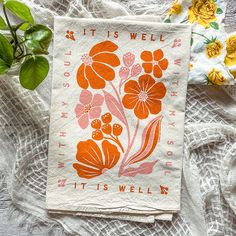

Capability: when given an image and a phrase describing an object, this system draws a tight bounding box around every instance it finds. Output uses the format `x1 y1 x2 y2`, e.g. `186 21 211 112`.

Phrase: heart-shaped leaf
210 22 219 30
5 0 34 25
122 160 158 177
19 56 49 90
24 24 52 54
0 16 7 30
0 33 13 73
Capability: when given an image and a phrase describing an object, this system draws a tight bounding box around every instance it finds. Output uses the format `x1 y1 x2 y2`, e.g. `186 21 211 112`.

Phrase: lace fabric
0 0 236 235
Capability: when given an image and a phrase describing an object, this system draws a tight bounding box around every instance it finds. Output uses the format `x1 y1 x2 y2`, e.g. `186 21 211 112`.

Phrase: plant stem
3 5 24 59
103 136 124 153
118 119 139 176
16 53 32 60
192 32 211 42
17 40 26 46
109 81 131 149
3 5 18 55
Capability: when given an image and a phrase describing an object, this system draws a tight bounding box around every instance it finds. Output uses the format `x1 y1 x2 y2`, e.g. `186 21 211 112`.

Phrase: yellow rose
208 68 226 85
168 0 182 15
206 40 223 58
188 0 217 28
224 34 236 66
229 70 236 78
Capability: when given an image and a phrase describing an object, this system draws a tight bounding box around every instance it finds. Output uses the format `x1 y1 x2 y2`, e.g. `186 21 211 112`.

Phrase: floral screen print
46 16 191 223
164 0 236 85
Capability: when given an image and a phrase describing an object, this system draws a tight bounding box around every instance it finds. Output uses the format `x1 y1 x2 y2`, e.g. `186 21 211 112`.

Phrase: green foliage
0 16 7 29
20 56 49 90
5 0 34 24
164 18 171 23
216 8 223 14
210 22 219 30
0 33 13 74
25 24 52 54
0 0 52 89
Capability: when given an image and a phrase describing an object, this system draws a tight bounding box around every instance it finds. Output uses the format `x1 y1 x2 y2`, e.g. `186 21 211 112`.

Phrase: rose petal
153 65 162 78
159 59 168 70
80 89 93 105
141 51 153 61
142 63 153 73
75 104 84 118
92 94 104 107
153 49 164 61
77 64 89 89
134 101 149 119
89 107 102 119
85 66 106 89
78 113 89 129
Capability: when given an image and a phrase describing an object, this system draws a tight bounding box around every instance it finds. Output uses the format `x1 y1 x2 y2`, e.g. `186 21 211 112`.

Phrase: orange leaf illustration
73 139 120 179
125 115 162 166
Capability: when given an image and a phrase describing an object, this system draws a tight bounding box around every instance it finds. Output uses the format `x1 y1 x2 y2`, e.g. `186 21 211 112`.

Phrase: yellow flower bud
208 68 226 85
206 40 223 58
168 0 182 15
224 34 236 66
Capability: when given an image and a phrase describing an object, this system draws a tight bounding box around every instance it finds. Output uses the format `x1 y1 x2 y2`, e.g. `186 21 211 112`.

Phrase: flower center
138 91 148 102
102 168 108 173
84 104 92 113
81 53 93 65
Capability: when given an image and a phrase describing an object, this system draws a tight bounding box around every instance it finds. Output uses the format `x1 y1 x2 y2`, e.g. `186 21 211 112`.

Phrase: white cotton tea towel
46 16 191 223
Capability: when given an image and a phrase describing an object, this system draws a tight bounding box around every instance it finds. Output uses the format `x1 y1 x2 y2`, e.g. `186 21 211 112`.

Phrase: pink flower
131 64 142 77
75 90 104 129
119 66 130 80
123 52 135 67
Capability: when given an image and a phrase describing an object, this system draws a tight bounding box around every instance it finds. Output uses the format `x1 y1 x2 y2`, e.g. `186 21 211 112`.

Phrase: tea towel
46 16 192 223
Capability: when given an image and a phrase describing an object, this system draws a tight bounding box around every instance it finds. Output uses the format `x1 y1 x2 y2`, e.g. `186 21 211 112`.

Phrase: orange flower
141 49 168 78
77 41 120 89
122 74 166 119
73 139 120 179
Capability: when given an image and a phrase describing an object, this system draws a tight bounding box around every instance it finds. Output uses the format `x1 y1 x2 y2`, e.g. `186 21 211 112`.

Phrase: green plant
0 0 52 90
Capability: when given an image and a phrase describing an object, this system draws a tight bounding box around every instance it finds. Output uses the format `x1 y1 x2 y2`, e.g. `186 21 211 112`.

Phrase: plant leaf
0 58 10 74
190 38 193 46
0 16 7 30
164 18 171 23
24 24 52 54
19 56 49 90
210 22 219 30
0 33 13 70
216 8 223 14
125 115 162 166
12 22 30 31
19 22 30 31
5 0 34 25
103 90 126 125
122 160 158 177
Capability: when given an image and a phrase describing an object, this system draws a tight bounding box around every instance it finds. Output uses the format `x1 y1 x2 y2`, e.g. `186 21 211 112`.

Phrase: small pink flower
75 90 104 129
123 52 135 67
131 64 142 77
119 66 130 80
